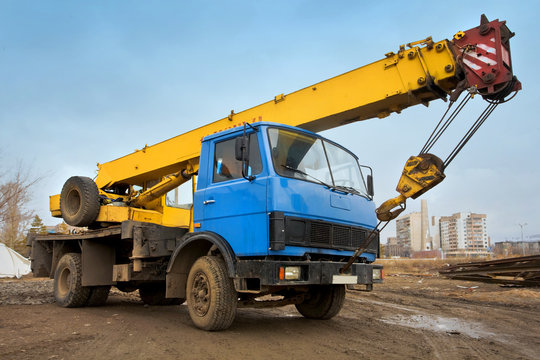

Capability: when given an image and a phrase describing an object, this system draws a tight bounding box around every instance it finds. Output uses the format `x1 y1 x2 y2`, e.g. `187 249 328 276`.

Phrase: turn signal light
279 266 285 280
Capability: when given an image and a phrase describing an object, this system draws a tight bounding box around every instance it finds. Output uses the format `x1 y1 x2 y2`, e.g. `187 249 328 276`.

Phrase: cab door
198 132 268 256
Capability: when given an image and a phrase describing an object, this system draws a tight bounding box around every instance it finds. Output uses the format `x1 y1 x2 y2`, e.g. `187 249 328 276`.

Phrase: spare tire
60 176 100 227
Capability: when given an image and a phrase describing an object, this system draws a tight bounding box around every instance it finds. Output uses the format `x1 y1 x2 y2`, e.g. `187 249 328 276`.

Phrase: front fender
165 231 237 299
167 231 237 276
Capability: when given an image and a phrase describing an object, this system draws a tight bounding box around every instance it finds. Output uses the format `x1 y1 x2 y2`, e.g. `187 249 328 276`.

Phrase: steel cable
443 101 499 168
420 94 472 154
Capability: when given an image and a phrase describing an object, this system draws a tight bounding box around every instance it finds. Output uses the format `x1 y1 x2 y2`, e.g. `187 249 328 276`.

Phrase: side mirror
360 164 374 199
367 174 374 197
237 123 259 181
235 137 247 161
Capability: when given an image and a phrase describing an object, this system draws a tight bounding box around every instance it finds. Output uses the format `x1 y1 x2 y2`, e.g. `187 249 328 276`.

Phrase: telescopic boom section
92 37 453 189
96 38 459 189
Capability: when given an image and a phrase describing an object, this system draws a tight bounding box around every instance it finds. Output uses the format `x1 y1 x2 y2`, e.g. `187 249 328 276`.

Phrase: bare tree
0 165 40 253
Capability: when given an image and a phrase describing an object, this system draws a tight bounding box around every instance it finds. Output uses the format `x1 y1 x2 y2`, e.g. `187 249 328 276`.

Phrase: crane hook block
376 153 445 221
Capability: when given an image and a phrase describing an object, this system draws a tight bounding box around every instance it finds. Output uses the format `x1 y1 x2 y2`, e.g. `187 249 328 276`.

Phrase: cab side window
213 133 262 183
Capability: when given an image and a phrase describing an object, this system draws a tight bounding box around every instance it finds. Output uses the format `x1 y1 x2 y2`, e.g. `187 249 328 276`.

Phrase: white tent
0 242 31 278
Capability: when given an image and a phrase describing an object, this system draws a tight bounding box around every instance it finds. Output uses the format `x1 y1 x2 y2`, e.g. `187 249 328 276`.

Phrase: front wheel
186 256 237 331
54 253 91 307
295 285 345 320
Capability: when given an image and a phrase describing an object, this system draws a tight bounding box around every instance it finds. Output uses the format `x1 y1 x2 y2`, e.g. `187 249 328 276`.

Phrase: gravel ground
0 278 54 305
0 277 141 305
1 275 539 360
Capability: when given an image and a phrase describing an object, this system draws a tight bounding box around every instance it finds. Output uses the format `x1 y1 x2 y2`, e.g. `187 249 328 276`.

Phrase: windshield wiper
334 185 362 196
281 165 332 187
281 165 352 194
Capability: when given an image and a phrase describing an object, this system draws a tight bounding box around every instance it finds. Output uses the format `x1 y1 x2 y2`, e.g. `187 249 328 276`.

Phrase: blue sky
1 1 538 243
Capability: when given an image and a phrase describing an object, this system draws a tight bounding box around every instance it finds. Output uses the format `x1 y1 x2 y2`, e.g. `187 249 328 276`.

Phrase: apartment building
393 200 432 257
439 212 489 257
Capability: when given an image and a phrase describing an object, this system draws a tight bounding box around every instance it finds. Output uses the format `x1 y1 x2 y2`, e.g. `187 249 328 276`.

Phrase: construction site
1 2 539 360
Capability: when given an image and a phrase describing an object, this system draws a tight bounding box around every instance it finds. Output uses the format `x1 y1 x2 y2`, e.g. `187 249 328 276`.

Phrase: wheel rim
58 267 72 297
190 271 210 316
65 189 81 215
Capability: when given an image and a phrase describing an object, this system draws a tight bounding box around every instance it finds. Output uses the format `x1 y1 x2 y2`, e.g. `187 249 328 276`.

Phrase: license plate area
332 275 357 284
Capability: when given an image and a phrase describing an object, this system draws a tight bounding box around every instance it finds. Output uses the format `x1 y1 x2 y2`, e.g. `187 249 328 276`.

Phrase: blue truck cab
30 120 384 332
193 122 382 291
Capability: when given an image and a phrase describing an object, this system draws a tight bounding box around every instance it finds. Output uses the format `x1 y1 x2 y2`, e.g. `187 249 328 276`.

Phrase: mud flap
82 240 115 286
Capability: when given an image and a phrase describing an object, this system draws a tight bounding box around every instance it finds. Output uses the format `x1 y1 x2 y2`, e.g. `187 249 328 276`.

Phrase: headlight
279 266 301 280
373 268 382 280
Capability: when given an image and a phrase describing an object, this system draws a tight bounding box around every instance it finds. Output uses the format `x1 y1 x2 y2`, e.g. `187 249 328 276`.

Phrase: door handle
203 200 215 205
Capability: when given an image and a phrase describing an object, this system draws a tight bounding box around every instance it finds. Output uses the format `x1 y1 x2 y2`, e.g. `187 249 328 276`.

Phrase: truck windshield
267 127 368 197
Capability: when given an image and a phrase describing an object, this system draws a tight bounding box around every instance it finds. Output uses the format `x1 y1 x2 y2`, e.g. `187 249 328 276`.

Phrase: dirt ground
1 271 539 360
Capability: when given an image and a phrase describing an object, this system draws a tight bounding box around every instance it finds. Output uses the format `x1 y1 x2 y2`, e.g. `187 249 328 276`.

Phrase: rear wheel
86 286 111 306
60 176 100 227
295 285 345 319
186 256 237 331
54 253 91 307
139 283 184 305
116 283 138 293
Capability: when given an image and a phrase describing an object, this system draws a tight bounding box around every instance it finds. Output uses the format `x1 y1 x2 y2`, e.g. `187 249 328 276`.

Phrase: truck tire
186 256 237 331
60 176 100 227
139 283 184 305
54 253 91 307
116 284 138 293
86 286 111 306
295 285 345 320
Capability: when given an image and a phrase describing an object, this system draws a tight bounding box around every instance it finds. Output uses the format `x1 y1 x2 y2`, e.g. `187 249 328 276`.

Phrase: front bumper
235 259 383 286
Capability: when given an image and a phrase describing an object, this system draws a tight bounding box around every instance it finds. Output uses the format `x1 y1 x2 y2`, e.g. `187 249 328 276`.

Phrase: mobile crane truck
30 15 520 330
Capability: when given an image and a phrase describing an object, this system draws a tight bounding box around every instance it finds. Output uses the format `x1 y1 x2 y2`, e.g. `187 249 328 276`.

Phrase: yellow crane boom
95 37 456 189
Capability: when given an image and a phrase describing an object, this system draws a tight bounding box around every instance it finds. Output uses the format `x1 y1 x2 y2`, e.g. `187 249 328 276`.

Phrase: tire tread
295 285 345 320
54 253 91 308
187 256 237 331
60 176 100 227
86 286 111 306
139 283 184 305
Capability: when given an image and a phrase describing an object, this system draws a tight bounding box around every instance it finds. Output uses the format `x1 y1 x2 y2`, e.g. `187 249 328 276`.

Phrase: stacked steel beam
439 255 540 287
